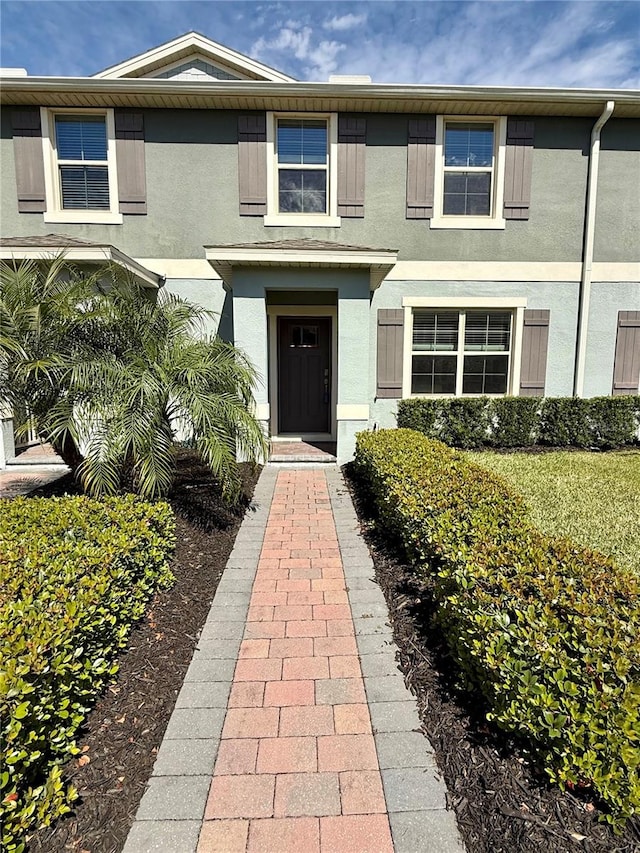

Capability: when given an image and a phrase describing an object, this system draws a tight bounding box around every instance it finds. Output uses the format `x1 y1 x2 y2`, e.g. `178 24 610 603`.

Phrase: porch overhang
204 239 398 290
0 235 163 288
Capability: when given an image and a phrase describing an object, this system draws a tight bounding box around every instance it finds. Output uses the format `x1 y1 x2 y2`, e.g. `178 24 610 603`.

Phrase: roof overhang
0 243 163 288
2 78 639 117
204 244 398 290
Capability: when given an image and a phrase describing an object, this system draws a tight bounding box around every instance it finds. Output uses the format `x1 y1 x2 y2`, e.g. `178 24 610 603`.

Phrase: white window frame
40 107 123 224
431 116 506 230
401 297 527 397
264 111 340 227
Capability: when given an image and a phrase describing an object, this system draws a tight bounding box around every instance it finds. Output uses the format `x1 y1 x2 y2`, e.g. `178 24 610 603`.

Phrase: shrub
588 396 640 449
396 395 640 450
537 397 592 447
490 397 540 447
437 398 490 449
353 429 640 825
0 495 175 852
397 397 489 448
396 398 439 437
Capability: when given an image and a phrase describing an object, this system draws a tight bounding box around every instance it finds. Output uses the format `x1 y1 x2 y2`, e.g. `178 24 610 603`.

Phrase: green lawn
468 450 640 574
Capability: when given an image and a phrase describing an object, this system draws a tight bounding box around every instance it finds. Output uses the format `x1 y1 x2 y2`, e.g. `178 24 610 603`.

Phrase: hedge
397 395 640 449
353 429 640 825
0 495 175 852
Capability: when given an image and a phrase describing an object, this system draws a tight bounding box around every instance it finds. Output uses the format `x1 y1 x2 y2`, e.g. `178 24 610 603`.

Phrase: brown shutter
406 117 436 219
503 119 534 221
238 114 267 216
11 109 46 213
337 115 365 218
377 309 404 398
612 311 640 395
115 111 147 214
519 309 550 396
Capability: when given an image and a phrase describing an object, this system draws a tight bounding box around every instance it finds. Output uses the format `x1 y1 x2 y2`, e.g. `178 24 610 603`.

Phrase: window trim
40 107 123 224
402 297 526 397
430 115 507 230
264 111 340 227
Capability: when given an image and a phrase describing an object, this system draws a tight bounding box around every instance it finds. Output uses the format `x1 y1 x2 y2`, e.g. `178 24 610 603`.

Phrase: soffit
2 79 639 117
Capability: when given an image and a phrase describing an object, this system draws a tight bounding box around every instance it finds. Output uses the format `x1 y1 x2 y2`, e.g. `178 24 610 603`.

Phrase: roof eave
204 245 398 291
0 245 162 288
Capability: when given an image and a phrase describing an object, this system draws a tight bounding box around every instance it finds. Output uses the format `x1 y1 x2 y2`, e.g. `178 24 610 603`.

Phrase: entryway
277 316 332 435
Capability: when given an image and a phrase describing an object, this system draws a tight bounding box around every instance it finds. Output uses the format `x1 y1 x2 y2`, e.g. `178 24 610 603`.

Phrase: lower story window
411 309 512 395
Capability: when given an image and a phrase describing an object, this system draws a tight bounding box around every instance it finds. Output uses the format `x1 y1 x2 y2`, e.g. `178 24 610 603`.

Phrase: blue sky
1 1 638 87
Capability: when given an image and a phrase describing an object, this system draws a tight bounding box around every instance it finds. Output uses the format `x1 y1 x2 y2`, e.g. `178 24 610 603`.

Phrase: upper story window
265 112 340 227
431 116 506 230
40 108 122 225
277 119 328 214
55 115 110 210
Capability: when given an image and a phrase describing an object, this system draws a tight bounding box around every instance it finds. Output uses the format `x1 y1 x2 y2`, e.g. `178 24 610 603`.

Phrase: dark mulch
343 464 640 853
28 451 260 853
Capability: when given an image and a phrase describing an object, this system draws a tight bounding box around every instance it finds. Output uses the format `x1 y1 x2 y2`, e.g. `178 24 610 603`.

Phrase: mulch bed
28 451 260 853
343 464 640 853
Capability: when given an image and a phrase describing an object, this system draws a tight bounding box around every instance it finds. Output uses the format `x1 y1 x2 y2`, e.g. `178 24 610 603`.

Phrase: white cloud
323 13 367 32
251 24 313 62
251 19 345 80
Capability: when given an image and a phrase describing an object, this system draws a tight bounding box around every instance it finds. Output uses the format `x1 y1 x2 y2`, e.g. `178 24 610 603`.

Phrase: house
1 31 639 465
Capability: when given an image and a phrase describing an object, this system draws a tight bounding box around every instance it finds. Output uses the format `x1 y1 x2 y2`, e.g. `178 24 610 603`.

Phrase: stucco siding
2 109 637 265
368 279 582 428
594 119 640 263
583 281 640 398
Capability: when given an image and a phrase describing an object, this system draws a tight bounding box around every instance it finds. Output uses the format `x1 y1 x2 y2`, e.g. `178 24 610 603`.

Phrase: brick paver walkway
198 469 394 852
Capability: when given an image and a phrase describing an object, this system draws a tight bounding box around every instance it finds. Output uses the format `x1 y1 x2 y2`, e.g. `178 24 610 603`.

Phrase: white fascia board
92 32 294 82
204 247 397 266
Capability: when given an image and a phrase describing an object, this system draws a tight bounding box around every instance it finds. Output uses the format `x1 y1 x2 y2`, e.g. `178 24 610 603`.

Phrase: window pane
445 122 494 167
464 312 511 351
59 166 109 209
443 172 491 216
411 355 457 394
291 325 318 348
56 115 107 161
462 355 509 394
278 169 327 213
412 311 458 351
277 119 327 165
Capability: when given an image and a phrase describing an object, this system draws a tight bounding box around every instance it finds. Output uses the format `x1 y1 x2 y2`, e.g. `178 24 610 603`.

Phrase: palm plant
0 258 266 499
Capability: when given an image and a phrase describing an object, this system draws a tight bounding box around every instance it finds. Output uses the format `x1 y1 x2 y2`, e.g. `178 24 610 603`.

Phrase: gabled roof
93 31 295 83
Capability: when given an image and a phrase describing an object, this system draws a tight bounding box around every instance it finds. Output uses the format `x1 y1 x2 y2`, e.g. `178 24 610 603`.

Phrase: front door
278 317 331 434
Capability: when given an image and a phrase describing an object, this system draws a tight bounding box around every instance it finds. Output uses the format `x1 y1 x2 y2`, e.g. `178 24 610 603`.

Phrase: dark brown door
278 317 331 434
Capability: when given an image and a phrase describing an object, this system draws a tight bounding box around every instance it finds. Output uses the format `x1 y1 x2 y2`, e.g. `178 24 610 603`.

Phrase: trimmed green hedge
0 495 175 852
397 395 640 449
353 429 640 825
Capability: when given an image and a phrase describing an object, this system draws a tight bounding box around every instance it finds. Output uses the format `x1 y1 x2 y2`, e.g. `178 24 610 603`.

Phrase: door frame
267 304 338 441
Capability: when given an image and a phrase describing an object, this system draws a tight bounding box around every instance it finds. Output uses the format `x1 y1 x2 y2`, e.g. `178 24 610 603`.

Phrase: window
277 119 327 214
40 108 122 224
265 113 339 226
411 310 512 395
55 115 110 210
431 116 506 229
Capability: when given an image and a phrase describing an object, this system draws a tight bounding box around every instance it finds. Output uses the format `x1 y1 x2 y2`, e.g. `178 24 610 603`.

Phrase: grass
467 450 640 574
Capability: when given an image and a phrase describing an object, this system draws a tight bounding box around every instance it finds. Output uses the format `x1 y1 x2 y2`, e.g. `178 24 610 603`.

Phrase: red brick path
198 470 393 853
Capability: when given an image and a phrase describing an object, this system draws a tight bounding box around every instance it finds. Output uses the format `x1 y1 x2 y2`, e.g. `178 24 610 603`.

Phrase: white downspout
574 100 615 397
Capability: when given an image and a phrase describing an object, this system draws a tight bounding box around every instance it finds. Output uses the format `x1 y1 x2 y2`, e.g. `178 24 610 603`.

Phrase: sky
0 1 639 88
